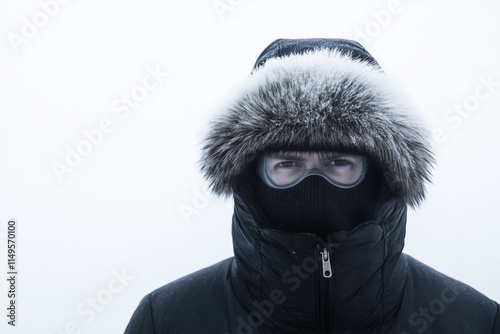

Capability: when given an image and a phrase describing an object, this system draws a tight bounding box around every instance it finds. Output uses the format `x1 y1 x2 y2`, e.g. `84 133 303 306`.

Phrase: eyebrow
270 154 307 161
270 152 352 160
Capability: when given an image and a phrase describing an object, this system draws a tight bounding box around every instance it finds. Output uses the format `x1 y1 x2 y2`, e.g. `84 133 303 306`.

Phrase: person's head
200 38 434 236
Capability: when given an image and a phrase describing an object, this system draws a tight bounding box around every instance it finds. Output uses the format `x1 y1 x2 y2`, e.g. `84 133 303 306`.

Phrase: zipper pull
320 248 332 278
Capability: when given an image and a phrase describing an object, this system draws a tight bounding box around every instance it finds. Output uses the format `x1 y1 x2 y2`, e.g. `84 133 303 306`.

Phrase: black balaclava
254 157 383 239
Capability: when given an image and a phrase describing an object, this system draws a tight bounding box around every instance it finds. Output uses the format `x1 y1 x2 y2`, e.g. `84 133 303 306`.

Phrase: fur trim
200 49 435 207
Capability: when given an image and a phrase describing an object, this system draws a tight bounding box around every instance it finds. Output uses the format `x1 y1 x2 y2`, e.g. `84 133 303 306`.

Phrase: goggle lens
258 151 367 189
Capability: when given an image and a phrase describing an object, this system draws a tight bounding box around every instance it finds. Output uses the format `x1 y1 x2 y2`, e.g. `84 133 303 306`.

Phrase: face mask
254 151 380 237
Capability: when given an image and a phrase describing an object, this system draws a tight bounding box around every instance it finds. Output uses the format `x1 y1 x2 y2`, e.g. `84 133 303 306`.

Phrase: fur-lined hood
200 38 434 207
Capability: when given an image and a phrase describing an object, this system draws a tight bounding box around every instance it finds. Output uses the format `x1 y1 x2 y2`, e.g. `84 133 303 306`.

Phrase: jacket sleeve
493 303 500 334
124 294 157 334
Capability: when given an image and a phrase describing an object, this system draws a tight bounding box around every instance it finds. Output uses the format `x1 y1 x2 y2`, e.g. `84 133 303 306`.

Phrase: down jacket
125 39 500 333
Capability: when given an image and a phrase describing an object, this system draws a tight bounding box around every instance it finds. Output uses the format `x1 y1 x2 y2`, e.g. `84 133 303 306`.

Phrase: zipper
320 248 332 278
318 246 333 333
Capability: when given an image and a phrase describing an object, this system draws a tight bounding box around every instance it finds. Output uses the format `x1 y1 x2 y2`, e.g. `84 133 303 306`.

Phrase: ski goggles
257 151 368 189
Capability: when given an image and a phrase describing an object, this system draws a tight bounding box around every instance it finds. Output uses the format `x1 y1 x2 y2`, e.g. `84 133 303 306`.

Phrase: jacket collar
230 182 407 332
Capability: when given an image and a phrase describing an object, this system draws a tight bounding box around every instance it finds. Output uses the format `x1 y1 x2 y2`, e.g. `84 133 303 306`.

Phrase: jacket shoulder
396 254 498 333
124 257 235 334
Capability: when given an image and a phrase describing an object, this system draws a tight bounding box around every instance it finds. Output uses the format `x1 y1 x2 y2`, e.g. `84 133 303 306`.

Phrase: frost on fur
200 49 435 207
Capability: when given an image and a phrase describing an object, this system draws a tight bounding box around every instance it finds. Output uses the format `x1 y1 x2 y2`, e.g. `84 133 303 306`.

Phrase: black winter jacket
125 191 500 333
125 39 500 333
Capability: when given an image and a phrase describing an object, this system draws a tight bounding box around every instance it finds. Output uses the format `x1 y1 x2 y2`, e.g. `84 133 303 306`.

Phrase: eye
277 161 297 168
328 159 350 166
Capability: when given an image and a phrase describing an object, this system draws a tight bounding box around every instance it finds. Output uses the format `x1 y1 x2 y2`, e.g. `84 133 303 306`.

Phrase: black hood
200 38 435 208
252 38 380 69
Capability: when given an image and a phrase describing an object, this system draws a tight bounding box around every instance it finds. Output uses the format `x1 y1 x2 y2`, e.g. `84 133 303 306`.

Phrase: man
125 38 500 333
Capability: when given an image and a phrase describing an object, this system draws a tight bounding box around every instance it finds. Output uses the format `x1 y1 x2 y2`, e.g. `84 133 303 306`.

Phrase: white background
0 0 499 333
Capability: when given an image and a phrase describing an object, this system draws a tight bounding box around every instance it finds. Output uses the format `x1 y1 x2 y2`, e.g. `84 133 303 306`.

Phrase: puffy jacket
125 195 499 333
125 39 500 333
